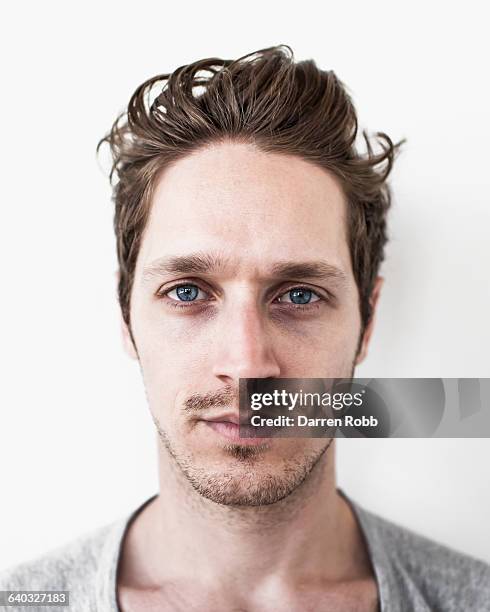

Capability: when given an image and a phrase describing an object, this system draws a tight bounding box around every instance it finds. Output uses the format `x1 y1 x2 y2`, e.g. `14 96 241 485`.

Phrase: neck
119 439 373 592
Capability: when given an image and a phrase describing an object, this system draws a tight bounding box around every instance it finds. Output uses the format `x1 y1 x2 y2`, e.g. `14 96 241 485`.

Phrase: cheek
133 295 200 356
277 335 358 378
133 309 215 414
272 307 361 367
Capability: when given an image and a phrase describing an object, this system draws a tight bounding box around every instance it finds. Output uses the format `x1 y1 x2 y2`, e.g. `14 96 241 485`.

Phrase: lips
198 413 271 445
200 413 245 426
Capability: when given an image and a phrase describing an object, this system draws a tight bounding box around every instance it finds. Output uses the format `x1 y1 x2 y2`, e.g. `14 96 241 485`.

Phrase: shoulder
358 504 490 611
0 519 125 611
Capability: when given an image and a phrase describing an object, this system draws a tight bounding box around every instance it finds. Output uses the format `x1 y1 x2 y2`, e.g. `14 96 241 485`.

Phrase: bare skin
117 141 382 611
118 447 379 611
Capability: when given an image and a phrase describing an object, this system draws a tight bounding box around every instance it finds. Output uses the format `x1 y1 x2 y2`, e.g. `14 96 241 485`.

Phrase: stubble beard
154 416 333 507
150 343 358 507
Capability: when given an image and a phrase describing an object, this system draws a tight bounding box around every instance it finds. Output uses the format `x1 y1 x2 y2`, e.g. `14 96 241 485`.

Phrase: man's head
98 45 401 507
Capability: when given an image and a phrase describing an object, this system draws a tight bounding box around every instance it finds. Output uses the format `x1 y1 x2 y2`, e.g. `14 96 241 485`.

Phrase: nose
212 302 281 384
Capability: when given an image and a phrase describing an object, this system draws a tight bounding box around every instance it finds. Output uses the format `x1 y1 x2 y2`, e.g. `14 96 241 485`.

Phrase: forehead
137 141 352 277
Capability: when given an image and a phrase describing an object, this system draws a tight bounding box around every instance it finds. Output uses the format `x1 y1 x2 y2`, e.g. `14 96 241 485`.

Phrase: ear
115 270 139 361
120 311 139 360
355 276 384 365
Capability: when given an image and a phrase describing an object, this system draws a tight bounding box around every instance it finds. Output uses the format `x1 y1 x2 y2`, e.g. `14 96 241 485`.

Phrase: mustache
183 385 237 413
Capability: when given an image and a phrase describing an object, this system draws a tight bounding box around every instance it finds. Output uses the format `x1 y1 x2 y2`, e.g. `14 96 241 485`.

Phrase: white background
1 0 489 570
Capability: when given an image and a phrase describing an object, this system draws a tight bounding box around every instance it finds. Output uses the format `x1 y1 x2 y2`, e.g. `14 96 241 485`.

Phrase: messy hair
97 45 403 341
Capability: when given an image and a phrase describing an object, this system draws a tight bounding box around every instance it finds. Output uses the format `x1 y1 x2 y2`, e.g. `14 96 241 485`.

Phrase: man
1 45 489 612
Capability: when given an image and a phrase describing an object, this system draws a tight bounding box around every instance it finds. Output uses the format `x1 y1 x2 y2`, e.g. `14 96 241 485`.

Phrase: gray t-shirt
1 489 489 611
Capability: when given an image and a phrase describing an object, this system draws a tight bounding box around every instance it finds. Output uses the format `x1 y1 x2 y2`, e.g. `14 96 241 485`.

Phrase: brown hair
97 45 403 341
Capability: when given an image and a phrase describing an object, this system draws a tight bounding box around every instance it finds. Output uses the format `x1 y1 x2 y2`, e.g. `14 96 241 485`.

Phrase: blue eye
167 284 203 302
278 287 320 305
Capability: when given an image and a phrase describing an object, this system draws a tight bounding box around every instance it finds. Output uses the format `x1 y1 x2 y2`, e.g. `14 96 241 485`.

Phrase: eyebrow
141 252 348 286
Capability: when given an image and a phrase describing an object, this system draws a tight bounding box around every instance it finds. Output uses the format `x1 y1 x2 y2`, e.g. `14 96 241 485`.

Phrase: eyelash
158 283 212 311
156 281 328 312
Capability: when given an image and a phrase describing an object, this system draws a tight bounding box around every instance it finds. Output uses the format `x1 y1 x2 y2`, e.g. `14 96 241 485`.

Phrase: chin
177 441 331 507
186 467 305 507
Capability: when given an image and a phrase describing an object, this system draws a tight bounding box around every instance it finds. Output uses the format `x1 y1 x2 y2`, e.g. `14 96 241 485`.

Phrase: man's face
125 141 376 506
